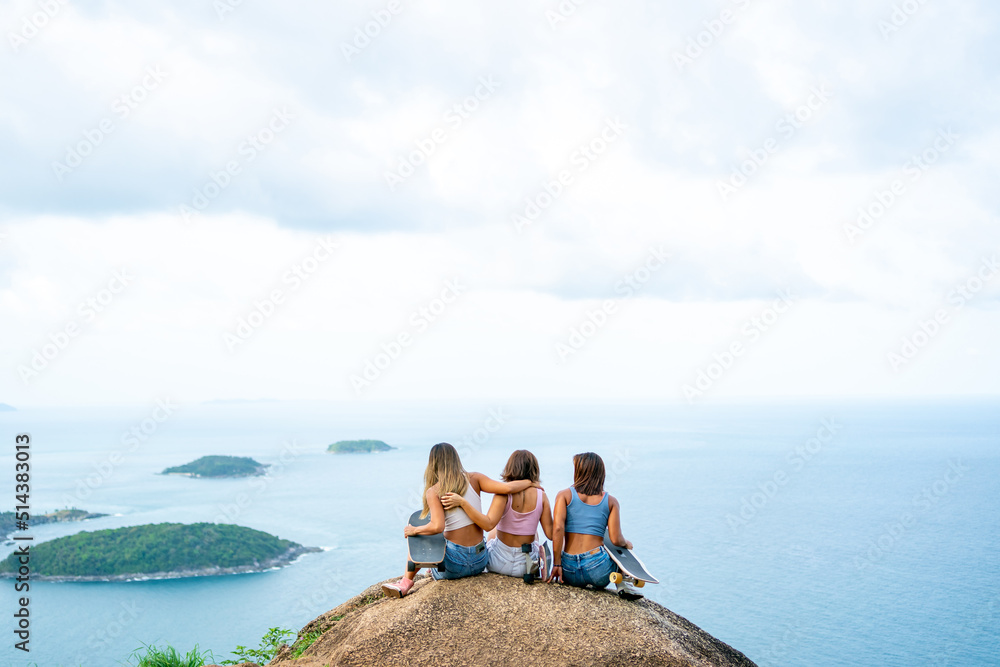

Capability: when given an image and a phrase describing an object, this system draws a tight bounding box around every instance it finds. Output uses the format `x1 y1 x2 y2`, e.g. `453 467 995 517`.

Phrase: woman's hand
440 492 466 511
547 565 562 584
624 540 633 550
403 524 419 538
530 481 545 491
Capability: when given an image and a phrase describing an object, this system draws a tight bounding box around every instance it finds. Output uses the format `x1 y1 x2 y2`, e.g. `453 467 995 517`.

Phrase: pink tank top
496 488 543 535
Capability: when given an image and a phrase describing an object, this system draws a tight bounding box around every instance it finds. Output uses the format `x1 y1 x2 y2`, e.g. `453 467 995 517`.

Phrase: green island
162 455 269 478
327 439 394 454
0 522 319 581
1 508 107 540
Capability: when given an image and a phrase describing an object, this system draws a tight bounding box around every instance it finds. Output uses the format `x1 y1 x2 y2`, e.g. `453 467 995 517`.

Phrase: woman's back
496 488 543 536
443 479 482 532
562 487 610 554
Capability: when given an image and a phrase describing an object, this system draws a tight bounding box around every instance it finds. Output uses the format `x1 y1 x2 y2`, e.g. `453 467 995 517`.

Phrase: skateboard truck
609 571 645 588
522 543 534 584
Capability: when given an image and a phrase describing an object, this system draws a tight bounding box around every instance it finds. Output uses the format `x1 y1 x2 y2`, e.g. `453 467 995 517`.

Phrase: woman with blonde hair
382 442 541 598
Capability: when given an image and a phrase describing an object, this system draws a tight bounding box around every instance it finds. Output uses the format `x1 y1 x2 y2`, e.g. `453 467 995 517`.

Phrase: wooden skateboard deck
603 530 659 586
407 510 446 571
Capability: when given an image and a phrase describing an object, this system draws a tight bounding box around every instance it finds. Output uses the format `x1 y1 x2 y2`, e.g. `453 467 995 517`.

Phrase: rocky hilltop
221 573 758 667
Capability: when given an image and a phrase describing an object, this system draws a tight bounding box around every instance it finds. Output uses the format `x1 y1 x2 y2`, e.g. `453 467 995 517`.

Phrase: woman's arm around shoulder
469 471 541 495
441 490 506 531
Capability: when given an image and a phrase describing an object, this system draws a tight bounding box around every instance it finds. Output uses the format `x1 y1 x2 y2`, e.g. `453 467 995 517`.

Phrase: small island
0 403 15 411
327 439 394 454
0 522 320 581
162 455 268 478
1 508 107 540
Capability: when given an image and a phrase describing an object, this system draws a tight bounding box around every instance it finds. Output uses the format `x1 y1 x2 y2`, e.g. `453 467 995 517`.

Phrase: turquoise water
0 400 997 666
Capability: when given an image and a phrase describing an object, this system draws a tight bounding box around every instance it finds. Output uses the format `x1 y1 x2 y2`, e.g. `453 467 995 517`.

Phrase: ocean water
0 399 997 667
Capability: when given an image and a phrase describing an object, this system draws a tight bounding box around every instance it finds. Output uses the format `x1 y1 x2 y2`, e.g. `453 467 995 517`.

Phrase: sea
0 399 997 667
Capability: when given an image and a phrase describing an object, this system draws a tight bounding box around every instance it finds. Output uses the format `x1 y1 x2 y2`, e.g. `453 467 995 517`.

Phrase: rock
268 573 757 667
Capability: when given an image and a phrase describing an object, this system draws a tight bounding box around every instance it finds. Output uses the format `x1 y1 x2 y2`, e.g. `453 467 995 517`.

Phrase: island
162 455 269 478
327 439 394 454
1 508 107 540
0 403 15 411
0 522 320 581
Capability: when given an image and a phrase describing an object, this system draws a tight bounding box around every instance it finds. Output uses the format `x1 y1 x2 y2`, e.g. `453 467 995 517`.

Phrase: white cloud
1 0 998 404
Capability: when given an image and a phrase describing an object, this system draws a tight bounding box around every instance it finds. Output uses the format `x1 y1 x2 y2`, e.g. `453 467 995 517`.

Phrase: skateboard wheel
609 572 623 585
523 573 533 584
406 561 416 572
635 580 645 588
437 563 446 572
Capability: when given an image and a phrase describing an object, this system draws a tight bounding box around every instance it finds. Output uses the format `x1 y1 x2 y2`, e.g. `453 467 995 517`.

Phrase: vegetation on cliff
0 523 302 578
162 455 268 478
326 439 393 454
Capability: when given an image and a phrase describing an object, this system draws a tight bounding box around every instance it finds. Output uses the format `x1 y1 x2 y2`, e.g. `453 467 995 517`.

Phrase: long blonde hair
422 442 468 518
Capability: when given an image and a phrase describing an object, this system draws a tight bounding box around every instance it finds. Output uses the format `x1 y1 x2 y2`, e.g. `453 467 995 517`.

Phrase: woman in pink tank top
382 443 541 599
442 450 553 581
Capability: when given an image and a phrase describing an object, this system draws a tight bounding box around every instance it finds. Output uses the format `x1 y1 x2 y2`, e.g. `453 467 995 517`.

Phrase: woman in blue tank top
549 452 642 599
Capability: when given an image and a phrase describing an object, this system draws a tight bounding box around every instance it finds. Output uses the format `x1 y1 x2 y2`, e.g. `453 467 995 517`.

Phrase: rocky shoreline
1 545 321 582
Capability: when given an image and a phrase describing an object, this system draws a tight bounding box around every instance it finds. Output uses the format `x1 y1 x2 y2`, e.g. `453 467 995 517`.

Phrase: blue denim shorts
431 539 488 580
560 547 618 589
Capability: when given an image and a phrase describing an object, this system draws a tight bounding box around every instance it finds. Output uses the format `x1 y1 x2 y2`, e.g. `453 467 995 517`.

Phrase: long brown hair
572 452 605 496
501 449 540 483
422 442 468 518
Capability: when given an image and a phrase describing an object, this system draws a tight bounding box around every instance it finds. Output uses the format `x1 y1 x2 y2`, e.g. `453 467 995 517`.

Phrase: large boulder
268 573 757 666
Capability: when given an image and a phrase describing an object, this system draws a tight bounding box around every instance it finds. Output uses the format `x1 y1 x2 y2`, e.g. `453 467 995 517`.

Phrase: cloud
1 0 998 404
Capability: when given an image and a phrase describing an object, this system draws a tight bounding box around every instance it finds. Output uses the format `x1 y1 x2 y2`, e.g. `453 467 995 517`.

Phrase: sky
0 0 998 407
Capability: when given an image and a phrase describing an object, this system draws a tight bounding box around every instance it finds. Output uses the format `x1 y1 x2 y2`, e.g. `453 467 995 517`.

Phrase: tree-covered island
162 455 269 478
1 508 107 540
326 439 394 453
0 522 319 581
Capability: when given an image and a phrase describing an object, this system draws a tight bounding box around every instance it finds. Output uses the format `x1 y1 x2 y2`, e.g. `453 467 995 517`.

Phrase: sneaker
382 577 414 598
615 580 644 601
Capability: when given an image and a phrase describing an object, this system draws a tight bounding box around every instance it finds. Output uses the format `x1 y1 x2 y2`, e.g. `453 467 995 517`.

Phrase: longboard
603 530 659 587
407 510 446 572
521 535 553 584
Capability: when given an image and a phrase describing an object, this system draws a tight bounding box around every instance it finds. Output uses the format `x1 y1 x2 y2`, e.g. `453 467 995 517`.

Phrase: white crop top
444 477 482 531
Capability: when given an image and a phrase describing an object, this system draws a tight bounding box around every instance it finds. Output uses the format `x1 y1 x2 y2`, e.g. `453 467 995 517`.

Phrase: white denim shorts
486 537 539 577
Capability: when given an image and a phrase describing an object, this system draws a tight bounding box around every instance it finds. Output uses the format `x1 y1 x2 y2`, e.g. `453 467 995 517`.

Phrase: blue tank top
564 489 609 537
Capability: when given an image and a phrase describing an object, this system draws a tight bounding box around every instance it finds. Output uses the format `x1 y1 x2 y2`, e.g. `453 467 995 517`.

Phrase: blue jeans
431 539 488 580
560 547 618 589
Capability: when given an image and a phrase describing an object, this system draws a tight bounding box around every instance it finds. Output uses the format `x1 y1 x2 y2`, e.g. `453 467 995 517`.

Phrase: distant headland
0 403 15 412
0 522 319 582
1 508 106 540
162 455 269 478
327 439 394 454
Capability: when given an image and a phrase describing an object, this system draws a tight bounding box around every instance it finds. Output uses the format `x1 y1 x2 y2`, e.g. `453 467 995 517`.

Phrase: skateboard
521 534 553 584
604 530 659 588
406 510 446 572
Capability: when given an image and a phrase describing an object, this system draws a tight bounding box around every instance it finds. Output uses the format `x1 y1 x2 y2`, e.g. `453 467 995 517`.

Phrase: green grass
127 643 217 667
291 630 324 658
221 627 294 665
